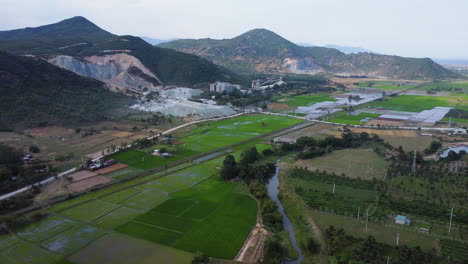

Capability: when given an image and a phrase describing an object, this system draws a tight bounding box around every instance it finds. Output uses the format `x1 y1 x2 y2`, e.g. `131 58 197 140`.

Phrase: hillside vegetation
160 28 461 80
0 16 242 86
0 51 131 129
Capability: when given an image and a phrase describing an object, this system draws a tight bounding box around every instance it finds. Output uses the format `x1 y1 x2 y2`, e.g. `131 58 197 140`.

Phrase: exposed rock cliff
49 53 163 91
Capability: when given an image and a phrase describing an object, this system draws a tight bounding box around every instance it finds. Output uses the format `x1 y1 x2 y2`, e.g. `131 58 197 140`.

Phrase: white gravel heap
132 87 236 119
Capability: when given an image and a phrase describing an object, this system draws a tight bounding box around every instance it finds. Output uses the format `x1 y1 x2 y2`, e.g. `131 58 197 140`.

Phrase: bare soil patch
268 103 292 111
95 163 128 175
68 170 98 182
67 176 111 192
366 119 405 126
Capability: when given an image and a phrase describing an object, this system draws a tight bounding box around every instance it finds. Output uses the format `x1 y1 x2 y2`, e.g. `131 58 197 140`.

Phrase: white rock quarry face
49 53 162 90
161 88 202 100
131 100 236 120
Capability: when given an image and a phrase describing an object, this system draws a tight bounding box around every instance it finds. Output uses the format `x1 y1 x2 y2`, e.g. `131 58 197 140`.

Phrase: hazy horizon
1 0 467 60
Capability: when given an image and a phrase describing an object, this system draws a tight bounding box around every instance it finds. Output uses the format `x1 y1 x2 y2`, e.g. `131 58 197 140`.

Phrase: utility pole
396 233 400 246
332 183 336 194
387 256 390 264
357 207 360 219
366 207 369 230
383 168 388 181
449 207 454 233
411 150 417 175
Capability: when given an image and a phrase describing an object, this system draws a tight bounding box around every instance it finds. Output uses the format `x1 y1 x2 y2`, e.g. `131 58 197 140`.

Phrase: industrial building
209 81 241 93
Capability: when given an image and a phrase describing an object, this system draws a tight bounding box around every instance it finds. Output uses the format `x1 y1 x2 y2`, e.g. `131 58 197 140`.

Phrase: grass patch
111 150 162 170
358 81 416 90
328 113 380 125
280 94 336 107
100 188 141 204
294 148 389 180
309 209 437 251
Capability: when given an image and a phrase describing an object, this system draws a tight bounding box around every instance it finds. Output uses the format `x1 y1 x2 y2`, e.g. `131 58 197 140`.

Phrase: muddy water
267 163 304 264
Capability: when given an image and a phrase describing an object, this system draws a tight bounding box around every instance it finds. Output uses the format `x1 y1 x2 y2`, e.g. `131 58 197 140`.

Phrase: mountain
297 43 376 54
0 51 131 129
141 36 178 46
324 45 376 54
0 17 242 88
159 28 460 80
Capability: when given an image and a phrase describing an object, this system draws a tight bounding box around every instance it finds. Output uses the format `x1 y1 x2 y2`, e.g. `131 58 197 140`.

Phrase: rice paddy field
0 114 299 263
277 94 336 107
357 81 417 90
370 95 468 112
328 112 381 125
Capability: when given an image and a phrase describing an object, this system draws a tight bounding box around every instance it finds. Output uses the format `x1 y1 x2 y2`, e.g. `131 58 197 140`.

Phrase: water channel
267 162 304 264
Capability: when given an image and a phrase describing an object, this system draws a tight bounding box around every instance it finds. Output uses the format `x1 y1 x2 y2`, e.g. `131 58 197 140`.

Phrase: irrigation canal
267 162 304 264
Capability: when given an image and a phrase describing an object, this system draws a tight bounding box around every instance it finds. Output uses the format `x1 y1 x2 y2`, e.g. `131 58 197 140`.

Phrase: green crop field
60 200 120 222
417 82 468 92
41 225 107 255
0 137 268 263
118 176 257 259
176 114 302 153
371 95 468 112
440 239 468 261
279 94 336 107
441 117 468 124
358 81 416 90
69 233 193 264
294 148 389 180
328 113 381 125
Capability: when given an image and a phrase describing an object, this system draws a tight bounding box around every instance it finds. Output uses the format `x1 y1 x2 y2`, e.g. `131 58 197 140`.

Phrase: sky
1 0 467 60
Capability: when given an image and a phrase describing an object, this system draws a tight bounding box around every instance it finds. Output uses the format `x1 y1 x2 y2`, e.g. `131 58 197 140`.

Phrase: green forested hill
0 51 131 129
159 28 461 80
0 17 242 86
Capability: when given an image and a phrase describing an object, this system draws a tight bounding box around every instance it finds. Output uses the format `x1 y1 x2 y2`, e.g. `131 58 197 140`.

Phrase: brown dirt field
67 176 111 192
366 119 406 126
268 103 292 111
95 163 128 175
129 134 147 140
349 128 417 137
235 225 270 263
25 126 75 137
304 123 338 133
112 131 134 138
69 170 98 182
35 178 71 202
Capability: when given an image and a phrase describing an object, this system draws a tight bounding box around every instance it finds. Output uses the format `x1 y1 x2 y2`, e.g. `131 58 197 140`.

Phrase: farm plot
41 225 107 255
118 176 257 259
346 128 434 151
69 233 193 264
294 148 389 180
176 114 302 153
358 81 416 90
370 95 467 112
279 94 336 107
104 166 143 180
93 206 143 229
308 209 437 251
60 200 120 222
16 215 77 242
122 189 168 211
440 239 468 261
328 113 381 125
0 241 62 264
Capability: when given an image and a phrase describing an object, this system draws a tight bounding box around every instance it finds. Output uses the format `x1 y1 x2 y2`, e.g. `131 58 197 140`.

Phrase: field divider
1 118 309 219
91 204 125 223
131 220 184 234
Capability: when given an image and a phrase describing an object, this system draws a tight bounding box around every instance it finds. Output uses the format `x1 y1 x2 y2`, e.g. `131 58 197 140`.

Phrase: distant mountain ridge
159 28 460 80
141 36 178 46
297 43 376 54
0 16 242 88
